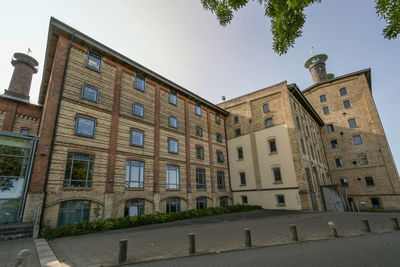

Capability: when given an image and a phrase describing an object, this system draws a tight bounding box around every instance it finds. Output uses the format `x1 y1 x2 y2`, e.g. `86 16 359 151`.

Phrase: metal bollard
361 219 371 233
391 218 400 231
118 239 128 264
244 228 252 247
328 221 338 238
289 224 298 241
15 249 31 267
188 233 196 254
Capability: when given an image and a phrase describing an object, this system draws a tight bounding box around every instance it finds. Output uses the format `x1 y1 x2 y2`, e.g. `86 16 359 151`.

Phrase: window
340 178 349 186
276 195 285 206
75 116 96 137
296 117 302 130
130 129 144 147
371 198 381 208
196 197 207 210
220 196 228 207
339 87 347 96
124 198 145 217
327 124 334 133
195 103 202 116
196 146 204 159
348 118 357 128
300 138 306 154
365 176 375 186
263 103 270 113
196 169 206 189
353 135 362 145
217 171 225 189
273 167 282 183
241 195 248 205
265 118 273 127
269 139 277 153
335 158 344 167
305 126 310 137
240 172 246 185
169 116 178 128
133 104 145 117
359 155 368 166
134 75 145 91
195 126 203 137
237 147 243 160
309 145 315 159
343 100 351 109
57 200 90 226
125 160 144 189
20 129 30 135
82 85 99 102
215 114 221 124
169 91 177 105
166 165 179 189
331 140 339 149
86 51 101 72
63 153 94 188
216 133 222 143
323 107 329 115
216 151 224 163
168 139 179 154
235 128 241 137
166 198 180 213
320 95 327 103
233 115 239 124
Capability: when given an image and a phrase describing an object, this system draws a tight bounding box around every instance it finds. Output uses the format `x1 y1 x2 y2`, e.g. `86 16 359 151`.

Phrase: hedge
39 204 262 240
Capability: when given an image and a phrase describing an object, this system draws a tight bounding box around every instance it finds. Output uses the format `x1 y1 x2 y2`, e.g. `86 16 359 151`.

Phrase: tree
201 0 400 55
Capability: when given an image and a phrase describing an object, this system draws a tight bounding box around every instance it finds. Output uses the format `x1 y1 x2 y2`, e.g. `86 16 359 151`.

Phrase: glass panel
76 117 95 137
169 140 178 153
0 199 20 224
135 76 145 91
134 104 144 117
87 52 101 71
169 93 177 105
131 130 144 146
82 85 98 102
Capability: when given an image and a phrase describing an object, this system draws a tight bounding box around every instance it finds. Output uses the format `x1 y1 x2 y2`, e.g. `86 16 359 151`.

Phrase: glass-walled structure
0 131 37 224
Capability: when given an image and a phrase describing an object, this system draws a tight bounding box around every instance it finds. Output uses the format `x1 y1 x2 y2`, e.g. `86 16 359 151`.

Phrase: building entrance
0 132 37 224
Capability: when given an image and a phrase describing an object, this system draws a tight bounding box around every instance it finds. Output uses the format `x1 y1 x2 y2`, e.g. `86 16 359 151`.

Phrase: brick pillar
105 67 122 193
153 85 160 193
184 100 192 193
2 102 17 131
28 35 70 193
206 110 215 194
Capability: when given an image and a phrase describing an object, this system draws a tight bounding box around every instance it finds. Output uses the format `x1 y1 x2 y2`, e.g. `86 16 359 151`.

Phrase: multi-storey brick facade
1 18 399 228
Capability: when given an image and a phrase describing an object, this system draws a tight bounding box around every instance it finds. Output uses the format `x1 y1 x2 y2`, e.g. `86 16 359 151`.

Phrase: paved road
0 238 40 267
49 210 400 266
132 232 400 267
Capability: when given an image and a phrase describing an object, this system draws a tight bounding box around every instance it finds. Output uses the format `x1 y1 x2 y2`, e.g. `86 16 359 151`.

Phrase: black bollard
289 224 298 241
361 219 371 233
244 228 252 247
391 217 400 231
118 239 128 264
188 233 196 254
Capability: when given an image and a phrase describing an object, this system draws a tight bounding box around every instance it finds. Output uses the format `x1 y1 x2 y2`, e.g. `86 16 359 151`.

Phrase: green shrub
39 204 262 240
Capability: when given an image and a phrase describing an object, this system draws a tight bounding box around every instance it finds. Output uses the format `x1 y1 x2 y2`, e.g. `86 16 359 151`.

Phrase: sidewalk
0 238 40 267
48 210 400 267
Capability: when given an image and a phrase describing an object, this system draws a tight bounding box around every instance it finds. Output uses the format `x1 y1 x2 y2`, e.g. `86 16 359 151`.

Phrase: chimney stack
304 54 334 84
4 52 39 101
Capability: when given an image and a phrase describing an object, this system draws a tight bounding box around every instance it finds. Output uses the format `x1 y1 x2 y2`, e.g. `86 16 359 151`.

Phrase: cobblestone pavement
48 210 400 267
0 238 40 267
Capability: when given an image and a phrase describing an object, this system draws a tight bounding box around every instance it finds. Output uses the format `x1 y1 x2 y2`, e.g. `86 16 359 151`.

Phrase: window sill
273 181 283 184
239 184 247 187
269 152 278 155
125 188 145 191
166 188 180 191
130 144 144 148
237 158 244 161
196 188 207 191
75 133 95 139
276 204 286 207
86 65 101 73
63 187 92 190
218 188 226 191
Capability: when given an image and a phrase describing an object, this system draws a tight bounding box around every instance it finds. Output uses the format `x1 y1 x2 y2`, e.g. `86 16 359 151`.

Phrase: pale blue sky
0 0 399 169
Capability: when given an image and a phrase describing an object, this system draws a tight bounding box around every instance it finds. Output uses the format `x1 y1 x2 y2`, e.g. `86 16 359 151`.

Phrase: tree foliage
201 0 400 55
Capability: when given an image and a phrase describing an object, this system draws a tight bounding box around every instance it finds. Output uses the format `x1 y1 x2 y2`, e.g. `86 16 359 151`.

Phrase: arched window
124 198 145 217
57 200 91 226
196 197 207 210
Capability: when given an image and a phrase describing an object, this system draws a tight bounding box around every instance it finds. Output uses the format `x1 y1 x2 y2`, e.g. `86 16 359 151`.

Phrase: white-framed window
63 153 94 188
130 129 144 147
166 165 179 189
75 116 96 137
125 160 144 189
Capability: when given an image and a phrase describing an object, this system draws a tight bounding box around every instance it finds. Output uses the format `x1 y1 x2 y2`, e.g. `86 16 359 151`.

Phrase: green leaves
375 0 400 39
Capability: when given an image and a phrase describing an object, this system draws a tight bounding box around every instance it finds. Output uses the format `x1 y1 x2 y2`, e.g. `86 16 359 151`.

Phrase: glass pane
83 85 98 102
0 178 25 199
134 105 144 117
76 117 95 136
87 53 101 71
131 131 144 146
135 77 145 91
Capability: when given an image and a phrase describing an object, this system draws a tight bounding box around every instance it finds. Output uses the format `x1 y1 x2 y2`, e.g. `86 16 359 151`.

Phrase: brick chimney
304 54 334 84
4 52 39 101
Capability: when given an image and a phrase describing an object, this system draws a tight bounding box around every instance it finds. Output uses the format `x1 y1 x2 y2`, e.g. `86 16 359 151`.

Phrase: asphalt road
130 232 400 267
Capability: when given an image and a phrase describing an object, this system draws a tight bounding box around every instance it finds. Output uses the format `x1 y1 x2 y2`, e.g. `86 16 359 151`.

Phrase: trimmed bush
39 204 262 240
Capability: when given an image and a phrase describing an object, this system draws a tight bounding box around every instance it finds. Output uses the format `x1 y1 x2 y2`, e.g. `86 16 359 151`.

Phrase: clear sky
0 0 399 169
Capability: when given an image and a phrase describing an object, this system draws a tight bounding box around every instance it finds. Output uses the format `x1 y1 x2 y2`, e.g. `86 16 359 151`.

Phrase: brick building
0 18 399 228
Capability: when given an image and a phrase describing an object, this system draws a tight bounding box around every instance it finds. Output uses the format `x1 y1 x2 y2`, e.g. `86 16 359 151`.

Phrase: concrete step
0 223 33 241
